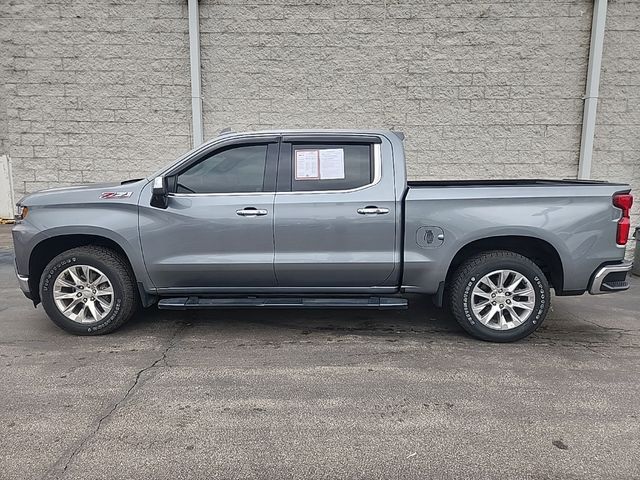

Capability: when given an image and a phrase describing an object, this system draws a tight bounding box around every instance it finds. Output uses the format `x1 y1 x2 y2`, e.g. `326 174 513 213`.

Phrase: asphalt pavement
0 225 639 479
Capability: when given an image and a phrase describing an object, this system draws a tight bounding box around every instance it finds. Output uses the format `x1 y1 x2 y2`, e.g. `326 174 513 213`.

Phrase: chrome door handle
357 206 389 215
236 208 268 217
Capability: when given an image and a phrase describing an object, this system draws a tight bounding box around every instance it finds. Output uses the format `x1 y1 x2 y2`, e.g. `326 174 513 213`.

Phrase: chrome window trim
168 143 382 197
169 191 275 198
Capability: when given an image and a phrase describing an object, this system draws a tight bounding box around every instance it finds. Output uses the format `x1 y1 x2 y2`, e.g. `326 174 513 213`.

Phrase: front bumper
589 261 633 295
14 260 31 299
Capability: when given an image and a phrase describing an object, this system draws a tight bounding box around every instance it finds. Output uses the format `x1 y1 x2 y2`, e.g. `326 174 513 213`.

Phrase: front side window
291 144 373 192
176 144 268 194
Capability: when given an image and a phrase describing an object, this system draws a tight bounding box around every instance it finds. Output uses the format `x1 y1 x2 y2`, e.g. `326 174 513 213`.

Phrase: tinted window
176 144 268 194
291 144 372 192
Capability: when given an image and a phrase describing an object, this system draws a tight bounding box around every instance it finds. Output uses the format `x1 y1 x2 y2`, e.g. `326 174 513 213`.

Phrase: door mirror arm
151 176 169 209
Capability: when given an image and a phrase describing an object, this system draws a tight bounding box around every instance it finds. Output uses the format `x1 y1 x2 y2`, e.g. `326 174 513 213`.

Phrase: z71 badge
99 191 133 199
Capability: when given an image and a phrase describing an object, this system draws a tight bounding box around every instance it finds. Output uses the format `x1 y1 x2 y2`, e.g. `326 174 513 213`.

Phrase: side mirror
150 176 168 209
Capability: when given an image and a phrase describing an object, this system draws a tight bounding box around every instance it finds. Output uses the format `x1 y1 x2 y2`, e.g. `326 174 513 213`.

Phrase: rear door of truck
273 134 398 289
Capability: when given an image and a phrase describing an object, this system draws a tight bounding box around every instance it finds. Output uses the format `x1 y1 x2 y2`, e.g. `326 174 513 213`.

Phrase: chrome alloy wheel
470 269 536 330
53 265 114 324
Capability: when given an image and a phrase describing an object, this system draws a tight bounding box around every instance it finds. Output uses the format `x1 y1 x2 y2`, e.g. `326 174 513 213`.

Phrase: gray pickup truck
12 129 634 342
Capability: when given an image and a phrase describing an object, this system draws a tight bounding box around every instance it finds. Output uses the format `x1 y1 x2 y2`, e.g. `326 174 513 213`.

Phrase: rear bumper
589 261 633 295
14 260 32 299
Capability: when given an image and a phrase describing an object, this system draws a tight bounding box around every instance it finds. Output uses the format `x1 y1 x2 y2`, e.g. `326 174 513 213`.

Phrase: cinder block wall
593 0 640 230
1 0 638 229
0 0 191 193
200 0 591 182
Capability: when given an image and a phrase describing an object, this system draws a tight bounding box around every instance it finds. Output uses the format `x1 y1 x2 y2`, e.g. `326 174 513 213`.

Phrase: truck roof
213 128 403 141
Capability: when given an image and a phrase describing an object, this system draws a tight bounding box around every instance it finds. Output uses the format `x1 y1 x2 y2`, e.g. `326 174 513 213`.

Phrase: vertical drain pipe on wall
0 155 15 220
578 0 608 179
188 0 204 147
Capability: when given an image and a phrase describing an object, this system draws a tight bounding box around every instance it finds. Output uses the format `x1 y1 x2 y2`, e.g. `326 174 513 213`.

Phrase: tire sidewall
460 259 548 341
40 252 126 335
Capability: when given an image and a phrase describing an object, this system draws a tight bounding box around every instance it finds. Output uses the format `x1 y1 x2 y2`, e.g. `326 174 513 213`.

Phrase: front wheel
40 246 138 335
449 250 550 342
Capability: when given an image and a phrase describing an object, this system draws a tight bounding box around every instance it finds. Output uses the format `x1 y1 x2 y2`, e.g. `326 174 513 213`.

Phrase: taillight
613 193 633 245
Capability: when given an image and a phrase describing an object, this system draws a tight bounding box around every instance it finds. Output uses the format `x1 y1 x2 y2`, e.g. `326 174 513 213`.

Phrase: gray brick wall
0 0 638 233
594 0 640 230
199 0 593 185
0 0 192 194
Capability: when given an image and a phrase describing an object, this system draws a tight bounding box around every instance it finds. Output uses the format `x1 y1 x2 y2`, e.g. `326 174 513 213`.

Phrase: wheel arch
445 235 565 294
28 233 147 305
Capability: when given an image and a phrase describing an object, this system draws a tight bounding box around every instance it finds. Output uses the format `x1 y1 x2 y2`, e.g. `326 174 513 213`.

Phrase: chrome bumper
14 260 30 297
589 261 633 295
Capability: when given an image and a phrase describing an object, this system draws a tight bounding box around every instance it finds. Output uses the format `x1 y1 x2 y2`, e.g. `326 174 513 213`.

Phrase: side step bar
157 296 408 310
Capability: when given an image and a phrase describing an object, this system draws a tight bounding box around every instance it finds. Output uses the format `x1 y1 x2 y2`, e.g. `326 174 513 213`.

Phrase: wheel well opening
29 235 132 304
446 236 564 293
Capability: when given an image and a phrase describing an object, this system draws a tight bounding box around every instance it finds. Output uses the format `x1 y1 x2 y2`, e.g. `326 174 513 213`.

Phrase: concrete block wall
200 0 591 183
0 0 192 196
593 0 640 231
0 0 638 233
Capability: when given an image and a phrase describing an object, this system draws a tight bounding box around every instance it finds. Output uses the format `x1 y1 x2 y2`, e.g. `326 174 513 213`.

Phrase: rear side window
176 144 268 194
291 144 373 192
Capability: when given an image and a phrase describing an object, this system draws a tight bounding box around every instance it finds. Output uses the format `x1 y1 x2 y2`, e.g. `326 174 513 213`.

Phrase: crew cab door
139 137 279 290
273 135 399 289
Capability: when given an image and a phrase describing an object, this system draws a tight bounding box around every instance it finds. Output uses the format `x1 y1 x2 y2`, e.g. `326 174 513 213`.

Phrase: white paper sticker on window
319 149 345 180
295 150 319 180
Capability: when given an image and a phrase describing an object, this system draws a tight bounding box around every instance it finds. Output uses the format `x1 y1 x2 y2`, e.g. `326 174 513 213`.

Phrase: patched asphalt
0 230 639 479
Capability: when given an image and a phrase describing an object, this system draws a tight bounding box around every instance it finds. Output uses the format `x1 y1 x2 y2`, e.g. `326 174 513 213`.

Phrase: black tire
39 246 138 335
449 250 550 342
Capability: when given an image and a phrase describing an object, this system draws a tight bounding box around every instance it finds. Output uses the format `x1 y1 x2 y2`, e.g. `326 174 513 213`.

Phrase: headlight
15 204 28 222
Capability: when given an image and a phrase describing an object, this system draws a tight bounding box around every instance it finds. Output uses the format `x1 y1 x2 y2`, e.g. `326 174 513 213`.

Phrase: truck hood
18 179 149 207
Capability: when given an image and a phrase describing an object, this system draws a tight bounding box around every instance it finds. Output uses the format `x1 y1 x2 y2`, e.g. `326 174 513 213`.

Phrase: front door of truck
139 138 279 290
273 135 399 289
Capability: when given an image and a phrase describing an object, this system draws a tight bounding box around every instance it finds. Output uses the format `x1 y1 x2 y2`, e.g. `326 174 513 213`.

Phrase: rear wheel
40 246 137 335
449 250 550 342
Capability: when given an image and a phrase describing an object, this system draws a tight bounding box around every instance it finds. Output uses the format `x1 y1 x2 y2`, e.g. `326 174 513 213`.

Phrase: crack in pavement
43 321 189 480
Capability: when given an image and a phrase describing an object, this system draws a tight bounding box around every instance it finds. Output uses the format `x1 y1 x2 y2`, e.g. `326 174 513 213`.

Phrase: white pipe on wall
0 155 15 219
578 0 608 180
188 0 204 147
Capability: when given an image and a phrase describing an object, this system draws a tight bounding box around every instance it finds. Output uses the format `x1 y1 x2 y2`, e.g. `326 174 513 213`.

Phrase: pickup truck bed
403 179 631 298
